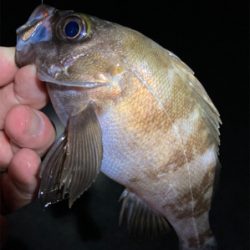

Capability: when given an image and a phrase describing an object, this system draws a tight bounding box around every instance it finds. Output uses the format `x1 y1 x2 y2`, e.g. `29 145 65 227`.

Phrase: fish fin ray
119 189 170 237
65 103 103 207
39 134 67 206
39 103 103 207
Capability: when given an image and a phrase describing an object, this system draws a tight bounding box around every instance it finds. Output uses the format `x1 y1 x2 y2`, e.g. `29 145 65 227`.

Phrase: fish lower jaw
44 80 108 89
38 71 109 89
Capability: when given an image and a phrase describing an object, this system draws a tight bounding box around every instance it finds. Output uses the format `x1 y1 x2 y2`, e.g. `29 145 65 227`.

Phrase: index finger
0 47 18 86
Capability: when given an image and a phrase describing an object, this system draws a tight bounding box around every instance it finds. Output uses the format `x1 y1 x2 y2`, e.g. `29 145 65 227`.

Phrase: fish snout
15 5 55 67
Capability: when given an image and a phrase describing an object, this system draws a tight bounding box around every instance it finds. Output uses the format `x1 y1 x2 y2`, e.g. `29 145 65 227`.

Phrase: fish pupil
64 21 80 38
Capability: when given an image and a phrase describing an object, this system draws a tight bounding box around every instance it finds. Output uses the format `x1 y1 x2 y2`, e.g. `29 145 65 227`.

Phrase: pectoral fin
39 103 103 207
119 189 170 237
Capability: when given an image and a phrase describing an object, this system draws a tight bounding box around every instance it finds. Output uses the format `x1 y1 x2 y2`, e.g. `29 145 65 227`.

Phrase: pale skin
0 47 55 237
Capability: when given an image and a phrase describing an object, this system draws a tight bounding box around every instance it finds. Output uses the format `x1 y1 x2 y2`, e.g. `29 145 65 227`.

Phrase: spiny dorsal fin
39 102 103 208
167 51 221 148
119 189 170 237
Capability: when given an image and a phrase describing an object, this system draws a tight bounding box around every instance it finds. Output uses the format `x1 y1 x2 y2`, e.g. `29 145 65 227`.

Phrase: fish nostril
27 4 55 23
16 5 55 40
17 21 43 41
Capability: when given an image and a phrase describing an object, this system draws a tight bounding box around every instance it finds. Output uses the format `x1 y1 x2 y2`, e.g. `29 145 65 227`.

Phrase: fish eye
60 16 87 41
64 20 80 38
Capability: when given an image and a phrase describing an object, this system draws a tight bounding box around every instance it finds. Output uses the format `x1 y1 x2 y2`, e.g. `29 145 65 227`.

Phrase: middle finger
4 105 55 156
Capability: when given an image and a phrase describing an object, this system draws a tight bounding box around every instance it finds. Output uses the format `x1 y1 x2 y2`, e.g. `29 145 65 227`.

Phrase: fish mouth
38 71 109 89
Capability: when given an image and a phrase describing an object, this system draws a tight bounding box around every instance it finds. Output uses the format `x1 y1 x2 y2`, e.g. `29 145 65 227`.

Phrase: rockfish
15 5 221 250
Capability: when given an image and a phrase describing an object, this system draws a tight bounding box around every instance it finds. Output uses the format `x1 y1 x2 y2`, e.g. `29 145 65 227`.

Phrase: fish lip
38 71 108 89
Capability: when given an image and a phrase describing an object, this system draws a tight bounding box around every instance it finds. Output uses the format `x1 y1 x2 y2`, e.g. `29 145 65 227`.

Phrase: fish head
15 4 129 123
16 4 126 90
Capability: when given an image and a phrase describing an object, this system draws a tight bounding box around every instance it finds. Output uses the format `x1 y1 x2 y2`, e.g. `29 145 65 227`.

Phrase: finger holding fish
0 47 55 212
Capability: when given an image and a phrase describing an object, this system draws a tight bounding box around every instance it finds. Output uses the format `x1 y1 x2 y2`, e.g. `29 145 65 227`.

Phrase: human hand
0 47 55 241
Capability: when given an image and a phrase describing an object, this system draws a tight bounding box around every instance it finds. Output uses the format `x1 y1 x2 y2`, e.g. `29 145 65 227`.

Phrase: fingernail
28 111 43 137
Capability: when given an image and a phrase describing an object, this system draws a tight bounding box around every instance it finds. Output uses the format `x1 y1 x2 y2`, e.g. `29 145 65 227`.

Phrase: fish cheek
66 51 125 84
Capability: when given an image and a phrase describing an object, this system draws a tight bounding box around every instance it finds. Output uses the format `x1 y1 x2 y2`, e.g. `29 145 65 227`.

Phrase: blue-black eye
64 21 80 38
61 16 87 40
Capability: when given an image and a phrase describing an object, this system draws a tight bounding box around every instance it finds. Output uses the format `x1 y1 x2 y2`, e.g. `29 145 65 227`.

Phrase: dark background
0 1 249 250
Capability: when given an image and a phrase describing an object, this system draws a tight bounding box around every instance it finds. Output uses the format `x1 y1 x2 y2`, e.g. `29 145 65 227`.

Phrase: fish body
15 5 221 250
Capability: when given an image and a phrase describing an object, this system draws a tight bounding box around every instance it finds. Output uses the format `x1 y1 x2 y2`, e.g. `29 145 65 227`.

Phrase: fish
15 5 221 250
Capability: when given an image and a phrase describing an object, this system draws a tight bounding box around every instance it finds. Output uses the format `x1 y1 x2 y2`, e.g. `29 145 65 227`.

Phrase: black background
0 1 249 250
